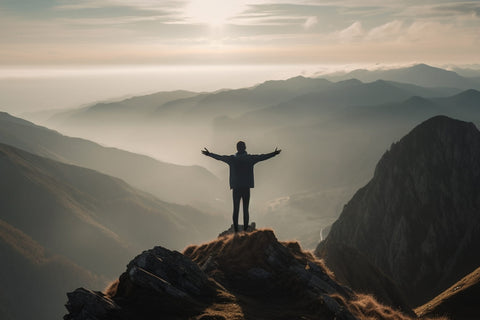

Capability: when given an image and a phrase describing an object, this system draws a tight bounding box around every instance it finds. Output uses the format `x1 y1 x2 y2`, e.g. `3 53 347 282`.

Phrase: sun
184 0 247 27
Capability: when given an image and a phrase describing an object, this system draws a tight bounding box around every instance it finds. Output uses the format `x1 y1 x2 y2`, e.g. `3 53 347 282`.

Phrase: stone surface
218 222 256 237
64 288 120 320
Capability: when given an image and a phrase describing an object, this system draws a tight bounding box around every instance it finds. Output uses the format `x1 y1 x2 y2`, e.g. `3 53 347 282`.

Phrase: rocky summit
64 229 428 320
317 115 480 308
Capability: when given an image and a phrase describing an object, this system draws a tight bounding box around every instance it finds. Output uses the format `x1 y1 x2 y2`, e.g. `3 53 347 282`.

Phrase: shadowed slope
0 112 220 206
415 266 480 320
0 219 99 320
317 116 480 307
0 142 219 278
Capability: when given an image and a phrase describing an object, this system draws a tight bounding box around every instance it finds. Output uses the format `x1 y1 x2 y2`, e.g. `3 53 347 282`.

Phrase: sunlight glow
184 0 247 27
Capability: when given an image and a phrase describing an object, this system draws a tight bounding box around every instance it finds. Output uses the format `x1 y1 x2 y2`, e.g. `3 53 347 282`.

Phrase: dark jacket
207 151 277 189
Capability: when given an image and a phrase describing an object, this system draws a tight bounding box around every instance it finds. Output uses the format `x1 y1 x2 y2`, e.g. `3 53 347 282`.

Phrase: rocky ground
64 229 446 320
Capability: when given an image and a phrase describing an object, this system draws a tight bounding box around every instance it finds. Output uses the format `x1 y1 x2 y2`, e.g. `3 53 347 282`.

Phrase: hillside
0 219 99 320
0 112 220 206
64 229 448 320
0 142 222 279
316 116 480 307
49 90 200 124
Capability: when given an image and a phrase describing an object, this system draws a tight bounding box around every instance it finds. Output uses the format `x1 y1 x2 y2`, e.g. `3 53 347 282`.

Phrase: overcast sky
1 0 479 65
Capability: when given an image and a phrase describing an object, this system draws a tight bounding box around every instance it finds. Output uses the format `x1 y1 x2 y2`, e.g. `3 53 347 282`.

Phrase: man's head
236 141 246 152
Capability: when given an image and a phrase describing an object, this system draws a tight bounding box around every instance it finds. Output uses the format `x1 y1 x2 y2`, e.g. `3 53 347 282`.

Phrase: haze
1 2 480 319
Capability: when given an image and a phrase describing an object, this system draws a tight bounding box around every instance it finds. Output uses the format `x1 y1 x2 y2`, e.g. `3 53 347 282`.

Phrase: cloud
1 0 480 65
55 0 182 12
303 16 318 29
366 20 403 40
337 21 364 41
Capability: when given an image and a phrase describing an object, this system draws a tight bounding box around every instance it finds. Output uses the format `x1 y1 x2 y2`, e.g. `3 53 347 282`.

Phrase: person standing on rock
202 141 281 233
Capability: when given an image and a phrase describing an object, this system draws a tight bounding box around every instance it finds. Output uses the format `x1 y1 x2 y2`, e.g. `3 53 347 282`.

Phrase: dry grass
183 229 335 280
332 293 449 320
415 266 480 317
104 279 120 297
183 229 279 272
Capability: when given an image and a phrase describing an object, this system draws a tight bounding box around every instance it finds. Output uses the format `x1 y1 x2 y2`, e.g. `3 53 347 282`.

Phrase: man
202 141 281 232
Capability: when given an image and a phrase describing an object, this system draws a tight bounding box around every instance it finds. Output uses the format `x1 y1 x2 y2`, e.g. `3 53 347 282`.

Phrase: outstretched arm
252 147 282 163
201 147 231 163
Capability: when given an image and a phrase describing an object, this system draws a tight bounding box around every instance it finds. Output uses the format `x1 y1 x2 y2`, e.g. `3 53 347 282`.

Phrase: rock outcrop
65 245 217 320
317 115 480 307
217 222 256 237
65 229 423 320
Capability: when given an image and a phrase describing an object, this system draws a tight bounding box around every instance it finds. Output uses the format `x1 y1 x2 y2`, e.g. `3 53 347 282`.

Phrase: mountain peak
450 88 480 100
318 115 480 307
64 229 419 320
385 115 478 156
410 63 438 71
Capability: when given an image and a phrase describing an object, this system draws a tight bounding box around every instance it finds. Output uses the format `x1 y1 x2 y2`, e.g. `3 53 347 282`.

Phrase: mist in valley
3 0 480 317
2 62 480 320
26 63 480 250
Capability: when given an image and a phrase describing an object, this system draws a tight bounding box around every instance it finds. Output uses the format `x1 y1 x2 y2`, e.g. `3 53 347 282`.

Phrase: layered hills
0 112 220 206
0 141 221 319
39 65 479 248
316 116 480 308
64 229 445 320
0 142 219 277
323 64 480 90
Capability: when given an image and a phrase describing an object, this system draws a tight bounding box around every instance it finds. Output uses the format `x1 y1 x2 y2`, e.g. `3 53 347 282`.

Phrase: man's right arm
202 148 230 163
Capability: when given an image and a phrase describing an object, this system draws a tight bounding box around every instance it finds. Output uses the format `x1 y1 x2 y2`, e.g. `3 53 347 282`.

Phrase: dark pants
232 187 250 232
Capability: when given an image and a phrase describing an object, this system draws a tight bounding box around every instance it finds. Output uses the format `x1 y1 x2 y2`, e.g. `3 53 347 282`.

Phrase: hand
274 147 282 155
202 148 210 156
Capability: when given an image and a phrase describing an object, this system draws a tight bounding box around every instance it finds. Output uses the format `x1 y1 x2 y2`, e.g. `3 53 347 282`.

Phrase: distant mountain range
34 63 480 249
322 63 480 90
317 116 480 309
48 90 200 124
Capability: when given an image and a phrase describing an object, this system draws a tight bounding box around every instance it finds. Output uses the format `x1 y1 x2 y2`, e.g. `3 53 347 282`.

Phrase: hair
236 141 246 152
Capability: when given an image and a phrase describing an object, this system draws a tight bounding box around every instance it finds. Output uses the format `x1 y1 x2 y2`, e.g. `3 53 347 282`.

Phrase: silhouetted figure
202 141 281 232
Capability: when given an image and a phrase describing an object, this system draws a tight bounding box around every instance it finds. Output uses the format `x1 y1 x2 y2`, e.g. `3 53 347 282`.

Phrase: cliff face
64 230 423 320
317 116 480 307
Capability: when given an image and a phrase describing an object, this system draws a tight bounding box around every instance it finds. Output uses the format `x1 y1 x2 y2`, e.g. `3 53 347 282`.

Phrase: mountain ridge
0 141 221 276
316 115 480 307
322 64 480 90
0 112 220 206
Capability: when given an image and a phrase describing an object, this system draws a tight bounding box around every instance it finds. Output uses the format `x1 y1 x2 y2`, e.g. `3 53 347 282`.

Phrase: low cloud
337 21 364 41
303 16 318 30
366 20 403 41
